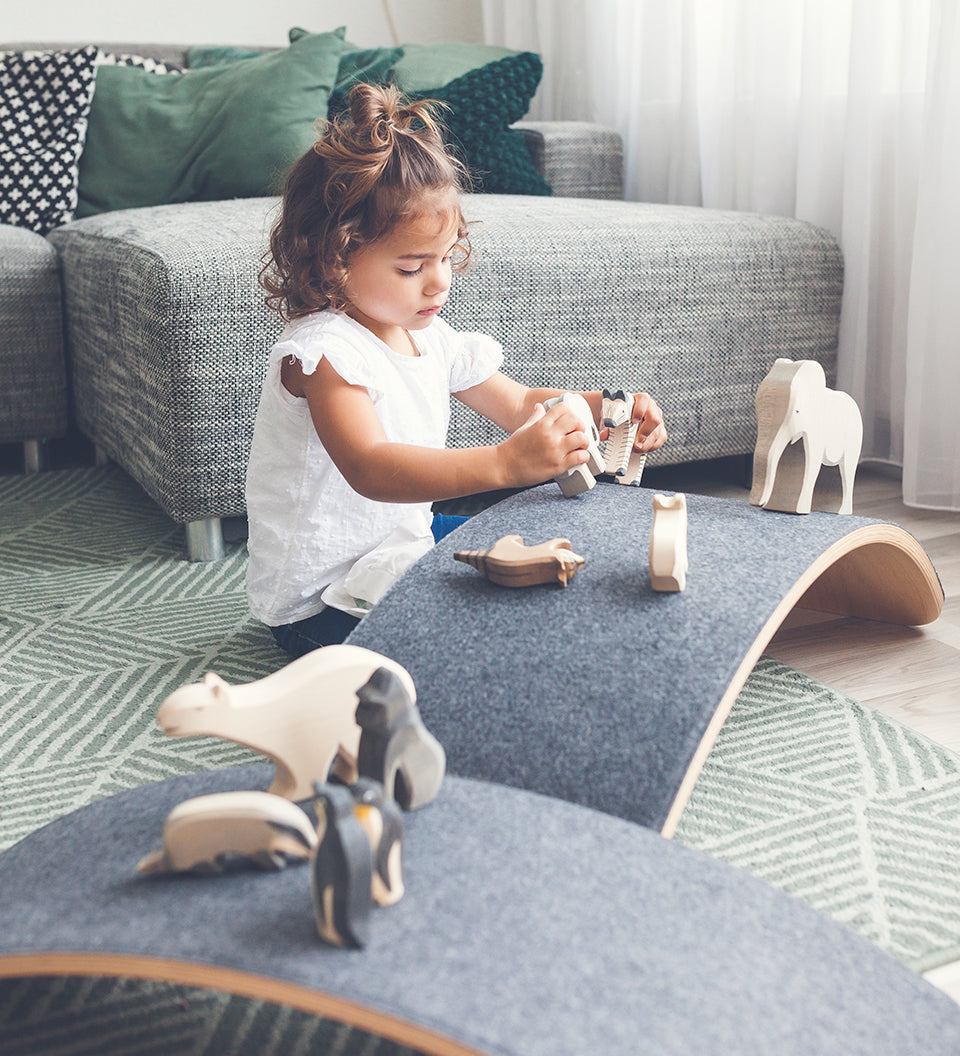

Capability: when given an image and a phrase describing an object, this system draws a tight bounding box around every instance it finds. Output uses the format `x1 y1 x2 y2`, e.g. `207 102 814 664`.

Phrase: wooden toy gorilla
355 666 446 811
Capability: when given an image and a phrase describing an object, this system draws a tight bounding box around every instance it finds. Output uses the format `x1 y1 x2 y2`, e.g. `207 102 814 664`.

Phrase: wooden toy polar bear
156 645 418 803
749 358 862 515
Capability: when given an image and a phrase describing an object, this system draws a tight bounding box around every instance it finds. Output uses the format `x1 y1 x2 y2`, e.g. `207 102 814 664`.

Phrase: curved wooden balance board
348 484 943 836
3 766 960 1056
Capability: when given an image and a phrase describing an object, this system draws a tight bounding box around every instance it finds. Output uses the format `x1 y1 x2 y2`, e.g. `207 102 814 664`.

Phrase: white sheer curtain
483 0 960 509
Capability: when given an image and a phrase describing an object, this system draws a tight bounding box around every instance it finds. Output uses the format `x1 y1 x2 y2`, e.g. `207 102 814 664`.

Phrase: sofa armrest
514 121 624 200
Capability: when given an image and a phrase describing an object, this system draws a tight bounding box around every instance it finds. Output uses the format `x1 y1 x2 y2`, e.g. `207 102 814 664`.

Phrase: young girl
245 84 666 658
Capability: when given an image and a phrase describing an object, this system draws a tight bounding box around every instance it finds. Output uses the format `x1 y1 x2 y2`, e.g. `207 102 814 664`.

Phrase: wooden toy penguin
311 782 373 949
351 777 405 906
355 666 446 811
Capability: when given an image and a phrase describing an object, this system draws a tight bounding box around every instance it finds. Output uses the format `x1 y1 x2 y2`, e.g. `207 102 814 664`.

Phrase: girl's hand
497 402 590 487
632 392 667 452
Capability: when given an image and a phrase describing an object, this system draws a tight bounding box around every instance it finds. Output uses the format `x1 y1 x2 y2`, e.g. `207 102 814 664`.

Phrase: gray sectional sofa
2 41 844 559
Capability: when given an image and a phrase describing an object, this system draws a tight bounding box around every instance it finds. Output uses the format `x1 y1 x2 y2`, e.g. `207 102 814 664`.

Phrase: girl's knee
270 609 361 658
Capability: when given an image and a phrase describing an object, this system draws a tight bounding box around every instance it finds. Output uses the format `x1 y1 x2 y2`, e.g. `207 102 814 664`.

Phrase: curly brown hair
260 83 473 321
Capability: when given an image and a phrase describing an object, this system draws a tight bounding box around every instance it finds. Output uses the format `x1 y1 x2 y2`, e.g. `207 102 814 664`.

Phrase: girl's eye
398 265 423 277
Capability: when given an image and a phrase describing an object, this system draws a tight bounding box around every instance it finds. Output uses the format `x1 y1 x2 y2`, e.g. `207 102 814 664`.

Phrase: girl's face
343 191 462 350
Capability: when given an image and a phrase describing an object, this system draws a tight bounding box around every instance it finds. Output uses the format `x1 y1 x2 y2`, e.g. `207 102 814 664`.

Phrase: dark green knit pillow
412 52 551 196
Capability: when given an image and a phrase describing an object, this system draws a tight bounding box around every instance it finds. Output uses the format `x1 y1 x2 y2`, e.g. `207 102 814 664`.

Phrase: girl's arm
456 372 668 452
291 357 592 503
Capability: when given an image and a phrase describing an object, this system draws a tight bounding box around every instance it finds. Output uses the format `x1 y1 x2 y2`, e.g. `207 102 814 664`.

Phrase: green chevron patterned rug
2 465 960 1054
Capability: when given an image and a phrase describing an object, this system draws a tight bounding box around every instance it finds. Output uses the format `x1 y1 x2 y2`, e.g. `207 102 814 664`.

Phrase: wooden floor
650 458 960 1000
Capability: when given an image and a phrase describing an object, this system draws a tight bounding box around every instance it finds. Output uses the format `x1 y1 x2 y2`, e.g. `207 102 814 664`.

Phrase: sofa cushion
292 30 403 117
0 45 98 234
0 224 68 441
75 28 347 217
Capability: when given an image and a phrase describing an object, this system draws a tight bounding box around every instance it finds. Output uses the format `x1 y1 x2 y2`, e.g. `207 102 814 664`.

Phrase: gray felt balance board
2 765 960 1055
349 483 943 835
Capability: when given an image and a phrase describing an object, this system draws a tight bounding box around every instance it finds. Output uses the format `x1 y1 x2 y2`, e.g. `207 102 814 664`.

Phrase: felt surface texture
349 483 912 831
1 765 959 1056
3 464 956 984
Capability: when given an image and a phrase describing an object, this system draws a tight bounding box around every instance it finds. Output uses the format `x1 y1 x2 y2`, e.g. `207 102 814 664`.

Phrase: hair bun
348 82 446 145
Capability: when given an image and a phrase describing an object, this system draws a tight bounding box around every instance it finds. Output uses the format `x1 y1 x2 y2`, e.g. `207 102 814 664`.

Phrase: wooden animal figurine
156 644 417 802
355 666 446 811
749 358 863 515
543 393 605 496
454 534 585 587
137 791 317 876
601 388 647 486
311 782 373 949
649 493 688 592
350 778 405 906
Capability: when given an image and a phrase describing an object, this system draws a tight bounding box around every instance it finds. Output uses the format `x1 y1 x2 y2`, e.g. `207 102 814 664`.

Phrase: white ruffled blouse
245 311 503 626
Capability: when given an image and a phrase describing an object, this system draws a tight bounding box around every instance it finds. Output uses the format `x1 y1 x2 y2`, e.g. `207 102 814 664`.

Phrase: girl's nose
423 263 450 297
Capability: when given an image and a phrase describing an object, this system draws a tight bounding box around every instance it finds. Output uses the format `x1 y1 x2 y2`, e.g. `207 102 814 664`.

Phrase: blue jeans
270 513 468 658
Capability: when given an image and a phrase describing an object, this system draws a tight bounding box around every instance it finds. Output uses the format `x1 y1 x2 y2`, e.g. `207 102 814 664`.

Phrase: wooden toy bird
454 534 584 587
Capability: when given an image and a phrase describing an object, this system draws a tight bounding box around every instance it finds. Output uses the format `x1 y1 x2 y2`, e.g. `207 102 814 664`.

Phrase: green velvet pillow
389 42 521 93
185 45 264 67
327 45 405 115
187 30 403 122
75 28 348 216
408 52 551 196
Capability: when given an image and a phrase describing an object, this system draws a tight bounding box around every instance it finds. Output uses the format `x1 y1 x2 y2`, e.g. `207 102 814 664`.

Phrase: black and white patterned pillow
0 45 99 234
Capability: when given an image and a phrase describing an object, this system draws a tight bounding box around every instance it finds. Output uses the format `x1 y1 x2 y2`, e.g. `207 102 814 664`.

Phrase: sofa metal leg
23 440 44 473
185 517 226 562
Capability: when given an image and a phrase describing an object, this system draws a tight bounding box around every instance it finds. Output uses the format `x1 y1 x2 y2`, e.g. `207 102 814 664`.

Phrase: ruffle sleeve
446 328 505 393
271 315 386 400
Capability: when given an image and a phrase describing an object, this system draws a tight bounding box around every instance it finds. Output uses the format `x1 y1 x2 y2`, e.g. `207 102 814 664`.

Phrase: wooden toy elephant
749 359 863 515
